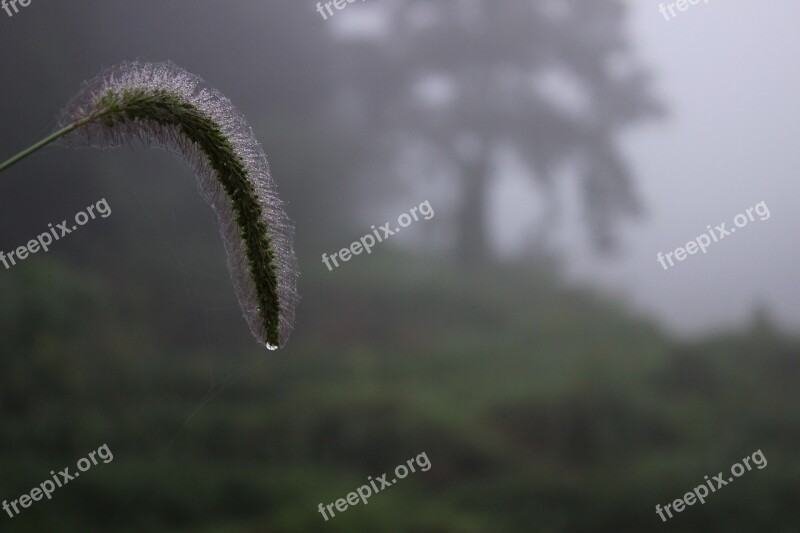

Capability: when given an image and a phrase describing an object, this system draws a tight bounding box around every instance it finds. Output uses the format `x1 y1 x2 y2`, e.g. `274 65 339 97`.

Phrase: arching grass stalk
0 61 298 349
0 117 95 172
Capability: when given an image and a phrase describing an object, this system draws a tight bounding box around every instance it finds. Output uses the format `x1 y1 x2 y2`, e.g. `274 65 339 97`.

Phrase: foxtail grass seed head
56 61 298 349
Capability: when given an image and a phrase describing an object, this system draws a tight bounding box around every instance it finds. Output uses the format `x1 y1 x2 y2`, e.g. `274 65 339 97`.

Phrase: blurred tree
333 0 662 261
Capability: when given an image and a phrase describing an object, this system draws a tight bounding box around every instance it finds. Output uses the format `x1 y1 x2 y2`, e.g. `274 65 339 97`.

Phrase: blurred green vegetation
1 254 798 532
1 2 796 532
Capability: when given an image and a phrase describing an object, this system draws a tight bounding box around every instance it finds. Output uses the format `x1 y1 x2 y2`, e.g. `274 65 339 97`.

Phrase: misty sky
499 1 800 337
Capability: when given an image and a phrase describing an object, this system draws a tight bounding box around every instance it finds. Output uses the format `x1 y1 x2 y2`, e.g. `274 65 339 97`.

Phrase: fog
557 1 800 336
1 2 799 531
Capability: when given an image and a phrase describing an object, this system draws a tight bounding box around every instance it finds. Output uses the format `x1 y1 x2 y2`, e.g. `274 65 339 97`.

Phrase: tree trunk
456 152 490 264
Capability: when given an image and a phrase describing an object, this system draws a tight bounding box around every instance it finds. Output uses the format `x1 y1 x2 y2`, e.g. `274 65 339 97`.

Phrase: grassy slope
1 255 799 532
